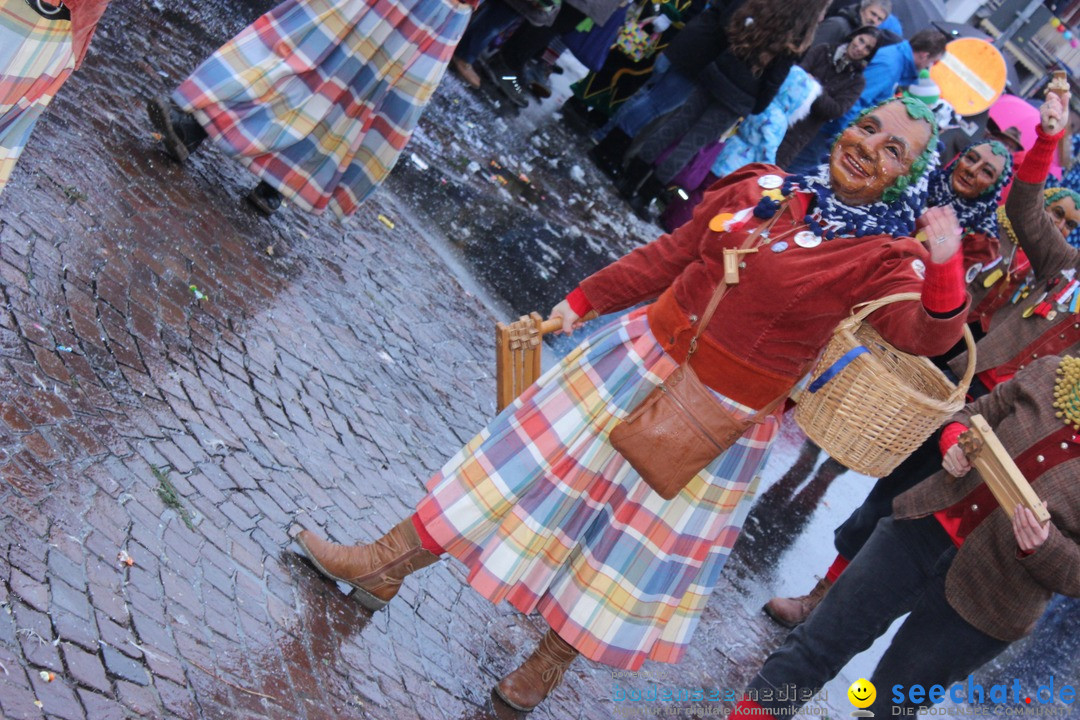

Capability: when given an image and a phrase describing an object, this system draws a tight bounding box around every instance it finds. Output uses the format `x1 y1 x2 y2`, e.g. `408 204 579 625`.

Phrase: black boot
478 54 529 109
247 181 283 215
589 127 633 179
617 156 655 199
146 97 207 163
628 173 664 221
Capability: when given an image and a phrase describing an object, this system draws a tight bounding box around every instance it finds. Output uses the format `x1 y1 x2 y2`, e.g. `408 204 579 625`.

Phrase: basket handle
844 292 977 403
846 292 923 324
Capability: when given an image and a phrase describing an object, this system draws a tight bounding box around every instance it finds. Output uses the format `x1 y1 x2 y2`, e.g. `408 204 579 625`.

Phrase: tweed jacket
950 156 1080 377
894 356 1080 642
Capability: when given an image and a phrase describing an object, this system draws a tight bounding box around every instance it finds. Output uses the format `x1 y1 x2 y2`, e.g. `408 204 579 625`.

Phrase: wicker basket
794 292 976 477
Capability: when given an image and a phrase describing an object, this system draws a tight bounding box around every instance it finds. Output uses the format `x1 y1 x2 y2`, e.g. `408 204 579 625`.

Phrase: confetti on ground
117 550 135 567
410 153 429 171
38 671 55 682
377 214 395 229
189 285 207 301
56 345 73 353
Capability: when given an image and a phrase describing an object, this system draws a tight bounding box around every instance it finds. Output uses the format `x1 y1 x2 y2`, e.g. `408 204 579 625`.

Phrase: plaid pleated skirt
416 308 780 670
0 0 75 196
173 0 470 217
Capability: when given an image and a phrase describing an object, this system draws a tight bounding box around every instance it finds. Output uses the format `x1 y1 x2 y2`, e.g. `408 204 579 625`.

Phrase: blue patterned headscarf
769 98 941 239
926 141 1013 238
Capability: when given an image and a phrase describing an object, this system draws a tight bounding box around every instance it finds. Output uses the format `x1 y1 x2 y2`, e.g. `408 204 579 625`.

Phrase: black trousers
497 4 587 71
748 516 1011 718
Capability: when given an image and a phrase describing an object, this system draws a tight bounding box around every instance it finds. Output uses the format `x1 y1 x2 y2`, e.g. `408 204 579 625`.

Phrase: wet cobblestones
5 2 1072 719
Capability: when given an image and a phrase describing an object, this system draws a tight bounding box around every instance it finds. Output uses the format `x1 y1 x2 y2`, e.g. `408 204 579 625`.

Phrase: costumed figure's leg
151 0 471 216
738 516 953 719
296 516 442 611
865 569 1010 717
765 428 946 627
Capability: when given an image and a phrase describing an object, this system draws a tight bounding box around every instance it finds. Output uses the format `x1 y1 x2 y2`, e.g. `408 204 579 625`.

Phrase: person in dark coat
776 26 879 169
730 352 1080 720
813 0 897 47
621 0 830 209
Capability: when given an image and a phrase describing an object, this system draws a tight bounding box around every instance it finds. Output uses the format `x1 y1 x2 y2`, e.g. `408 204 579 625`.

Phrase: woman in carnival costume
733 351 1080 719
293 97 967 712
0 0 110 196
147 0 473 216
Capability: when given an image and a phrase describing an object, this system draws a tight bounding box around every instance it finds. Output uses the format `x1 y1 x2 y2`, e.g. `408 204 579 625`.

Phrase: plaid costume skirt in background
0 0 75 196
173 0 470 218
416 309 781 670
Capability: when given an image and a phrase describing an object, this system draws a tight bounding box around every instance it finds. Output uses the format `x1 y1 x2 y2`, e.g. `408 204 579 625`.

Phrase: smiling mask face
951 143 1006 199
829 101 932 206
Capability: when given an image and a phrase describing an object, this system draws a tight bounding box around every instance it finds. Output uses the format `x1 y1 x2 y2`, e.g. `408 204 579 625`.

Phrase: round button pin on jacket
757 174 783 189
794 231 821 249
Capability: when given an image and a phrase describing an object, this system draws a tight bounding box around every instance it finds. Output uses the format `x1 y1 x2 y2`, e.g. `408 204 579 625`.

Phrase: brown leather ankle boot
494 629 579 712
763 577 833 629
296 518 439 612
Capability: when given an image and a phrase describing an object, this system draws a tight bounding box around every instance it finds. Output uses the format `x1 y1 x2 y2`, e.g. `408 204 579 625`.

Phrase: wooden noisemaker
495 310 598 412
722 248 758 284
957 414 1051 523
1044 70 1070 135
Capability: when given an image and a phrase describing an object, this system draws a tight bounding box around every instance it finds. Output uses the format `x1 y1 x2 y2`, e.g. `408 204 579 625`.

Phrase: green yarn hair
842 97 940 204
1046 187 1080 208
983 140 1013 195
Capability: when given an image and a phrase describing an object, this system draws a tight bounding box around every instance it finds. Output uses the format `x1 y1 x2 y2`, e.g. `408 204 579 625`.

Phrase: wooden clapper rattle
492 251 764 412
495 311 597 412
957 414 1051 523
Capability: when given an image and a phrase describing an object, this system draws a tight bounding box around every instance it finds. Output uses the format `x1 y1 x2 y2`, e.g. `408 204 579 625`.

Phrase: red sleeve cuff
939 421 968 457
566 287 593 316
921 252 967 314
1016 125 1066 184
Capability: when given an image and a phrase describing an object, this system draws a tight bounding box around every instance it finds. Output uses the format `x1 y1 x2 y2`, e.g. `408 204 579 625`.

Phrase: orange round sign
929 38 1007 116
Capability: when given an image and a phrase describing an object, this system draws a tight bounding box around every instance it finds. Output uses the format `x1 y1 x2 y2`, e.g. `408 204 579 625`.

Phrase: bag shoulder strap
690 204 786 350
685 205 793 419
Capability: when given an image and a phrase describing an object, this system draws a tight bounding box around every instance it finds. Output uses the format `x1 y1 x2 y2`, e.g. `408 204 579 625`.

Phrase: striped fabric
0 0 75 196
173 0 470 218
416 309 779 670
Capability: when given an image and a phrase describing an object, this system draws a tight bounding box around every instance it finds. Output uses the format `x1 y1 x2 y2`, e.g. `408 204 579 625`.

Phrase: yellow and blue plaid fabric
417 309 779 671
0 0 75 196
173 0 470 218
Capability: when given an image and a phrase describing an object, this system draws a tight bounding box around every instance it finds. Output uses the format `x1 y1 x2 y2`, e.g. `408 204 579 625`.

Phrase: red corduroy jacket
570 164 969 394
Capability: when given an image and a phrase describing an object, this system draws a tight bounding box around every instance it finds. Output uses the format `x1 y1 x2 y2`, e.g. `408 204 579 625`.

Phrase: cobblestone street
1 2 1074 719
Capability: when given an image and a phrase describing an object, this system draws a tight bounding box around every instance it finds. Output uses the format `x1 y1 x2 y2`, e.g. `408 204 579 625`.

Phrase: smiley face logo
848 678 876 709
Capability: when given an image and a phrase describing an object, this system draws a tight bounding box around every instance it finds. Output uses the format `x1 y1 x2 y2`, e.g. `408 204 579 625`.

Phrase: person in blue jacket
840 26 948 126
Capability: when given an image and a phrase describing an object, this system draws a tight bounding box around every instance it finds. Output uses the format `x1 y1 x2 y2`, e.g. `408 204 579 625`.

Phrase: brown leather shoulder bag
608 211 788 499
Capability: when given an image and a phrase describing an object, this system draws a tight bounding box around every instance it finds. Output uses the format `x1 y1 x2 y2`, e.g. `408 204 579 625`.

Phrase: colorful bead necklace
1053 355 1080 431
